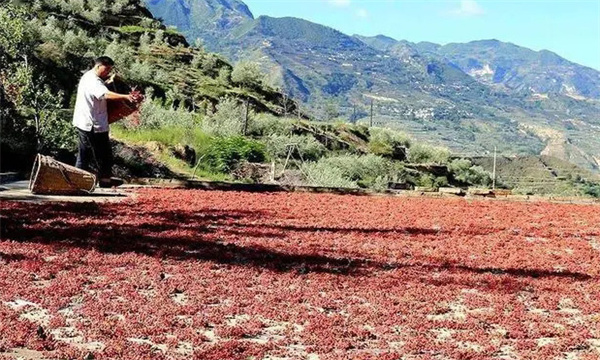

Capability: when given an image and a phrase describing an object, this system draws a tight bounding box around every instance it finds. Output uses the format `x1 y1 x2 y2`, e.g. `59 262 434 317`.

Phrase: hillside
145 0 253 47
357 37 600 100
145 0 600 172
0 0 497 195
0 0 293 171
471 155 600 196
2 0 598 198
416 39 600 99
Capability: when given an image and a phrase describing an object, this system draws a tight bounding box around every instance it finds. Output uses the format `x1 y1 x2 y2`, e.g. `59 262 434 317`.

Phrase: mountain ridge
144 0 600 171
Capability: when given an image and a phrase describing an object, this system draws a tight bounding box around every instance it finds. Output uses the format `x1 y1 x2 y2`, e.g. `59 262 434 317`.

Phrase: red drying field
1 189 599 360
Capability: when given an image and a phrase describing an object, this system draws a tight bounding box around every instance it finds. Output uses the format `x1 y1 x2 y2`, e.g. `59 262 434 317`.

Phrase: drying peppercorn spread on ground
1 189 600 359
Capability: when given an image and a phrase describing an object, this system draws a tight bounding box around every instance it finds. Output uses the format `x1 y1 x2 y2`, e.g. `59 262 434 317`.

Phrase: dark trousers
76 128 112 179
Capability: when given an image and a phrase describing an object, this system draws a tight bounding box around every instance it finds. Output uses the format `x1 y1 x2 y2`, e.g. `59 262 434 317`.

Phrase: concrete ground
0 180 131 203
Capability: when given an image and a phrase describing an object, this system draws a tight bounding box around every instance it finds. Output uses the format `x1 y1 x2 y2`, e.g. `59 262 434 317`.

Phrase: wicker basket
29 154 96 195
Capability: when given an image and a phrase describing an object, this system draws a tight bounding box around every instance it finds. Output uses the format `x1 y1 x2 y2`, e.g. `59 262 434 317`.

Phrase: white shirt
72 70 110 133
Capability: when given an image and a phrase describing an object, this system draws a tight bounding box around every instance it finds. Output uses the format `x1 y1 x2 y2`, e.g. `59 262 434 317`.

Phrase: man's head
93 56 115 80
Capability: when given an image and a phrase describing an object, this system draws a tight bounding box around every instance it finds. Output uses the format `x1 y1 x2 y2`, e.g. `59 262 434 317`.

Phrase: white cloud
326 0 351 7
356 8 369 18
450 0 485 17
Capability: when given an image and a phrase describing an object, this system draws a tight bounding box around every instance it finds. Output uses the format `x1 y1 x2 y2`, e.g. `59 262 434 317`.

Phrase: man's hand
105 91 133 101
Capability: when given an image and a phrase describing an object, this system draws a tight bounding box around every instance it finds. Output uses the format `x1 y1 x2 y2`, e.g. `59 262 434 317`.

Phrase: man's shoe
110 177 124 187
98 177 124 188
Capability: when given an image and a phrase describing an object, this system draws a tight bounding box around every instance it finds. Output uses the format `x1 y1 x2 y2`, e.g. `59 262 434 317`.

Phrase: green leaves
448 158 492 187
0 5 36 61
204 136 266 173
231 61 263 89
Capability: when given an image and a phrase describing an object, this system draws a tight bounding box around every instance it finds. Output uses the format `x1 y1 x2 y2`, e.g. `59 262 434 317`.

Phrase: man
73 56 132 188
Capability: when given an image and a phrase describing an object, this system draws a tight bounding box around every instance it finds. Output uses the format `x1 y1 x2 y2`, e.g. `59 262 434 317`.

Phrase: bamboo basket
29 154 96 195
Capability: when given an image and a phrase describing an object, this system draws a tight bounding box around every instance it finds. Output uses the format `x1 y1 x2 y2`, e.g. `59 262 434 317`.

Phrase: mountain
358 36 600 100
417 39 600 100
145 0 600 171
145 0 253 46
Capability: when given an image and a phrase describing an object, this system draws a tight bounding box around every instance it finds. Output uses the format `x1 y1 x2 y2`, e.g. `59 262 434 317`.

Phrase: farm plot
1 189 599 360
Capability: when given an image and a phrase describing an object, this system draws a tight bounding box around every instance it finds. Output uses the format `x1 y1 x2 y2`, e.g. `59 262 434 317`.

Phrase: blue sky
242 0 600 70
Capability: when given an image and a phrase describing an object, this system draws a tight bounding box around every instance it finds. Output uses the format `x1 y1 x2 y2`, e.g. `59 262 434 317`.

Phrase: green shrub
249 114 294 136
414 174 449 188
318 154 390 181
201 97 246 136
128 61 155 83
264 134 326 161
112 125 212 157
204 136 266 173
448 159 492 187
407 143 451 164
137 97 198 129
1 57 73 153
301 154 400 189
217 67 231 85
581 181 600 198
301 161 358 189
231 60 263 88
39 110 77 153
104 40 135 73
202 54 219 72
368 127 411 159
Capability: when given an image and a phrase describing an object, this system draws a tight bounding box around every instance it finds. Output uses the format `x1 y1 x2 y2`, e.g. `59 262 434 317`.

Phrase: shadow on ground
1 200 592 284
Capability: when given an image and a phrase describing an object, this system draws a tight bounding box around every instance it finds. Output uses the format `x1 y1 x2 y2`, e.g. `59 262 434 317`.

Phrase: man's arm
105 91 133 102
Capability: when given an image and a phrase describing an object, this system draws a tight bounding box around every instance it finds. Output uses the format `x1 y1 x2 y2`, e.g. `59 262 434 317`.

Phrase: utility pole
492 146 497 190
370 99 374 127
243 98 250 136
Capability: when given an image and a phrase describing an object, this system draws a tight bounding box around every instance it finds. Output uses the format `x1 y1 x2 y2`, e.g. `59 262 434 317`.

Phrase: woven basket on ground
29 154 96 195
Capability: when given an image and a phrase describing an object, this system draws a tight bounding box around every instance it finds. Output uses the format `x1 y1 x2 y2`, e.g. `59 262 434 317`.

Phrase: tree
217 67 231 85
231 61 263 89
4 61 69 151
0 4 73 153
277 86 293 117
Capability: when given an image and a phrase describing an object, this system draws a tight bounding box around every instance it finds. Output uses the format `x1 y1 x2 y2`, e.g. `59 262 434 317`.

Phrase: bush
201 97 246 136
448 159 492 187
249 114 294 137
38 110 78 153
231 61 263 88
414 174 449 188
128 61 155 83
301 154 400 189
1 60 72 153
217 67 231 85
368 127 411 160
320 154 390 181
104 40 135 73
204 136 266 173
200 54 220 76
264 134 326 161
581 181 600 198
407 143 451 164
301 161 358 188
137 97 198 129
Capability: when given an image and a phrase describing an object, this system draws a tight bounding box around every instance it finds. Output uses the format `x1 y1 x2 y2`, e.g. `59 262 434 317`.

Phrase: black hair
94 56 115 67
